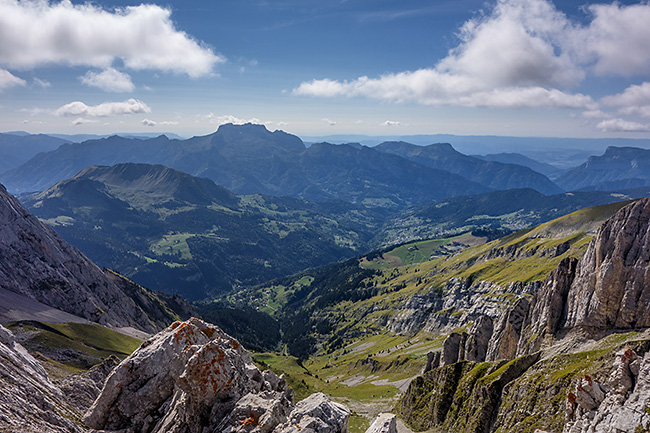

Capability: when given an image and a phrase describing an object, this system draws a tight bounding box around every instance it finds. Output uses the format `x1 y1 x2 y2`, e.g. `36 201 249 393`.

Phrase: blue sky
2 0 650 139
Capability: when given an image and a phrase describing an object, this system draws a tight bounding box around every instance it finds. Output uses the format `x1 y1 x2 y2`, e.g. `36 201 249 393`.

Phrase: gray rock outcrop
463 314 493 362
364 413 397 433
0 183 160 333
59 355 120 412
441 332 466 366
84 318 349 433
275 392 350 433
565 348 650 433
0 324 82 433
563 197 650 330
486 298 529 362
516 198 650 356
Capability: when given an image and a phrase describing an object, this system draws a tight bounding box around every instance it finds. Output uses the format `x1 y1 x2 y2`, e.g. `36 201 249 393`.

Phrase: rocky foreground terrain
0 317 363 433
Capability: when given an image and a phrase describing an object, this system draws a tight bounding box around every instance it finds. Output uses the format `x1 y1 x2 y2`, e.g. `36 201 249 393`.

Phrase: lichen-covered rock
365 413 396 433
84 318 289 433
0 324 83 433
564 348 650 433
84 318 347 433
274 392 350 433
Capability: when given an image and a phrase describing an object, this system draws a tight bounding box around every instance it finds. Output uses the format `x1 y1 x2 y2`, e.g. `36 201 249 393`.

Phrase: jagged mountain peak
210 122 306 153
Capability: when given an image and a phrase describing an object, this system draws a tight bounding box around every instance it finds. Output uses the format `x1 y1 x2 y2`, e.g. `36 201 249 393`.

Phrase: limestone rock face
274 392 350 433
565 348 650 433
364 413 397 433
563 198 650 330
84 318 348 433
463 315 493 362
0 324 82 433
423 351 441 373
59 355 120 412
0 183 159 333
486 298 529 362
517 257 578 356
441 332 466 366
387 278 538 337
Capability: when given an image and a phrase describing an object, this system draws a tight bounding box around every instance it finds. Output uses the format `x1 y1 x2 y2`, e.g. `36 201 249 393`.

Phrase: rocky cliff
515 197 650 356
398 198 650 433
565 347 650 433
0 183 167 333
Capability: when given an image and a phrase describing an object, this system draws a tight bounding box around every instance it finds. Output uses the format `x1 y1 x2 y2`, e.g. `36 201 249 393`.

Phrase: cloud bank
293 0 650 116
55 99 151 117
0 0 223 77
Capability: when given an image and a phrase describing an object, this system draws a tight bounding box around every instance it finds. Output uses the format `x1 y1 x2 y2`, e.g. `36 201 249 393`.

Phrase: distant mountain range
304 133 650 168
20 160 650 299
556 146 650 191
1 124 498 207
0 133 70 173
374 141 562 195
22 163 387 299
7 124 650 209
472 152 563 179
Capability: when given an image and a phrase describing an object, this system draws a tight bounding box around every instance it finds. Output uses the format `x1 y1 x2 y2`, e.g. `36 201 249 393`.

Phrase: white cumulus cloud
0 69 26 91
293 0 650 112
142 119 179 127
322 118 337 126
381 120 402 127
80 68 134 92
575 3 650 77
204 114 263 126
596 118 650 133
0 0 224 77
55 98 151 117
72 117 97 125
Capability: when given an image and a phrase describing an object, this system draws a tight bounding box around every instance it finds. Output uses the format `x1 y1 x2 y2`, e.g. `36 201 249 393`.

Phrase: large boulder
365 413 397 433
274 392 350 433
85 318 348 433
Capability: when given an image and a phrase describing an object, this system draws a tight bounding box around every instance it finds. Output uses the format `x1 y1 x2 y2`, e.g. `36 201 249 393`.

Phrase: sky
2 0 650 139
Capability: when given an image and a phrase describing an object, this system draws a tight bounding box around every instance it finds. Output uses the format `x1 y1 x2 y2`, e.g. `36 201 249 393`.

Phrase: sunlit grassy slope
7 321 143 371
213 200 636 419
